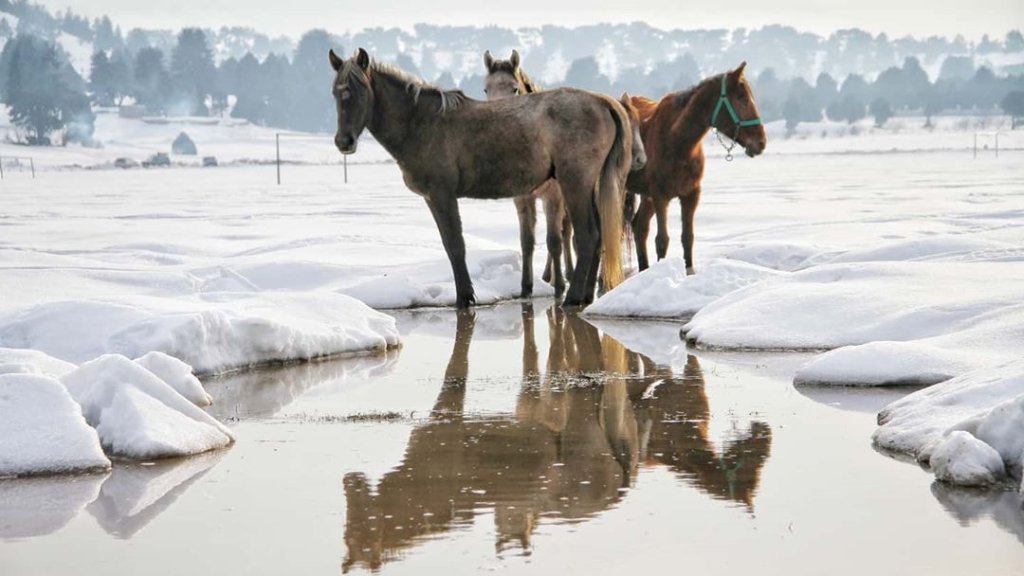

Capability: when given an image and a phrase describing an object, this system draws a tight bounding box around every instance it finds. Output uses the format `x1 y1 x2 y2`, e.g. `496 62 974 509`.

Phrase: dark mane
351 60 469 113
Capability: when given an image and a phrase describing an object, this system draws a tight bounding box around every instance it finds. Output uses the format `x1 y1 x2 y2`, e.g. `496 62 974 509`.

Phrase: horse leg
561 177 599 307
514 195 537 297
425 194 475 308
680 187 702 275
562 211 574 279
654 196 671 261
632 195 655 271
542 190 566 297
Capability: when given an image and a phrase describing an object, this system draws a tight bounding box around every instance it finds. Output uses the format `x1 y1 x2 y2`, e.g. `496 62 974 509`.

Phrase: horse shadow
341 305 772 572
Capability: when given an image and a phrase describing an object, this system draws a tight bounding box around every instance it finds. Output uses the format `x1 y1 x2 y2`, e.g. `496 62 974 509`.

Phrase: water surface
1 302 1021 575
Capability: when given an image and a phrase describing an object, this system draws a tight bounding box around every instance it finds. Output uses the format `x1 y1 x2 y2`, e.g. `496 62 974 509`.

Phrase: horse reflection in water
342 307 771 572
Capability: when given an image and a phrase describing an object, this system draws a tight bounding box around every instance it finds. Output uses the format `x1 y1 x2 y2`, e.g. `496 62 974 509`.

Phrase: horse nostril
335 133 355 151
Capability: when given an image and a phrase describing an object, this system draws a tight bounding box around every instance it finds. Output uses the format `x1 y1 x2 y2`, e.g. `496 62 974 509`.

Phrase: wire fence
0 154 35 180
972 130 1021 158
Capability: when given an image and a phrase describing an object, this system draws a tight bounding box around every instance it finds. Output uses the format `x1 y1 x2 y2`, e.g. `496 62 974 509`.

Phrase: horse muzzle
632 152 647 171
335 133 358 155
745 138 766 158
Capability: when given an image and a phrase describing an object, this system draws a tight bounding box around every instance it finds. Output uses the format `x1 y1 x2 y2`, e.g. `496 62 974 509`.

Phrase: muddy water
1 303 1021 575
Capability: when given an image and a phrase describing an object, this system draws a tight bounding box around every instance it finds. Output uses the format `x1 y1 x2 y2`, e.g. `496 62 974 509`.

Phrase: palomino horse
483 50 647 298
627 62 767 273
330 48 634 307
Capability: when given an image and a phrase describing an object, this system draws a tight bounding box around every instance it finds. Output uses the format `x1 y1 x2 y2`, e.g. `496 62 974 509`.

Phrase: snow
0 374 110 477
341 250 552 308
874 361 1024 486
61 355 234 459
133 352 212 406
681 261 1024 350
930 431 1006 486
0 348 76 378
586 257 781 318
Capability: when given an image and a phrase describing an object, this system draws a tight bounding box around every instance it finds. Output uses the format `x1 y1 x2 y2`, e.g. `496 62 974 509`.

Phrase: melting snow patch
0 292 400 375
134 352 212 407
683 262 1024 350
586 257 781 318
874 361 1024 487
0 348 77 378
341 250 550 309
0 373 110 477
61 355 234 459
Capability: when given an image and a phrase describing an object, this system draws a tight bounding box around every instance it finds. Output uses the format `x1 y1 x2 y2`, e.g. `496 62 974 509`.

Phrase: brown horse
330 48 633 307
627 62 767 273
484 49 647 298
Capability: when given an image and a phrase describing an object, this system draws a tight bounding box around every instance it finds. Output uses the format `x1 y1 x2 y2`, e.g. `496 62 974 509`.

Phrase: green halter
710 74 762 128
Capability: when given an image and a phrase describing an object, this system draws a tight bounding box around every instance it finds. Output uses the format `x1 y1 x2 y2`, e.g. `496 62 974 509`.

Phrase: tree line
2 3 1024 144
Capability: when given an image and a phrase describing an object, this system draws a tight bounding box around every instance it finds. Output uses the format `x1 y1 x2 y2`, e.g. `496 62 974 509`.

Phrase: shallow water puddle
1 302 1021 574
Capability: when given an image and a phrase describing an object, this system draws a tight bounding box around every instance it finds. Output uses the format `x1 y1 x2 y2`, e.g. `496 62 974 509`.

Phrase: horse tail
598 101 629 292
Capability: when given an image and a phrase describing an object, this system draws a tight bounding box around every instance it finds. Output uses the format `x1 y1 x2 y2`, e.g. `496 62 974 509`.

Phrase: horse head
483 49 526 100
711 62 767 158
329 47 373 155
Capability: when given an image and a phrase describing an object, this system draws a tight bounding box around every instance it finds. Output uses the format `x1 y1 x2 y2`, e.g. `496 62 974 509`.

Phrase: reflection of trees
342 306 773 572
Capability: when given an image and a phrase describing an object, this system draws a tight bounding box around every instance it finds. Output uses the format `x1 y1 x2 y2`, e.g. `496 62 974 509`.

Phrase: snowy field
0 116 1023 502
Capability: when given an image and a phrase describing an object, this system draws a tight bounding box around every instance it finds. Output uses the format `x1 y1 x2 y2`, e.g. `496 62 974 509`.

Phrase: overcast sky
54 0 1023 40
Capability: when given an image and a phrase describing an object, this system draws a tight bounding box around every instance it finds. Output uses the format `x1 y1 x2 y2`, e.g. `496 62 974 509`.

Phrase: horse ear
510 49 520 70
329 49 343 71
732 61 747 78
484 50 494 72
620 91 631 108
355 47 370 72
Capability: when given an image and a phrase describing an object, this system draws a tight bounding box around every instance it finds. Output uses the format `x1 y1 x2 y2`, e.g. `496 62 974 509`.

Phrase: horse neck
366 70 422 158
666 75 723 150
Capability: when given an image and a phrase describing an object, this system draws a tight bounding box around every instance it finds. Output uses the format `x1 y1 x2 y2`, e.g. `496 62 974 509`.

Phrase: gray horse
484 50 646 297
330 48 635 307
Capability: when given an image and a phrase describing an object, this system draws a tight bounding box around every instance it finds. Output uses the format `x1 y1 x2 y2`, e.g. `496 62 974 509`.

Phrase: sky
53 0 1024 40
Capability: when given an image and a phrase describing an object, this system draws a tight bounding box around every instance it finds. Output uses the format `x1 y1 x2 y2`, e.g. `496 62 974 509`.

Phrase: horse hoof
686 266 696 276
520 288 533 298
456 295 476 309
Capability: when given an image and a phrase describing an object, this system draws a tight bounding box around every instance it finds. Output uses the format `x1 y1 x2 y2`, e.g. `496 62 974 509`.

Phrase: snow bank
340 250 551 308
874 361 1024 487
794 304 1024 386
682 262 1024 350
0 348 76 378
61 355 234 459
0 292 400 375
134 352 212 406
0 374 110 478
586 257 781 318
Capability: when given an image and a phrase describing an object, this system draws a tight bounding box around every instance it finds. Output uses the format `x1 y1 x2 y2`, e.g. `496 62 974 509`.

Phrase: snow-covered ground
2 111 1022 492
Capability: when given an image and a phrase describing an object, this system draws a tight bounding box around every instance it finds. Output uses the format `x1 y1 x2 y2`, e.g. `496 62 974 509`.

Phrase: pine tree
170 28 217 116
89 50 114 105
133 47 171 113
287 29 337 132
230 52 265 124
0 34 93 145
